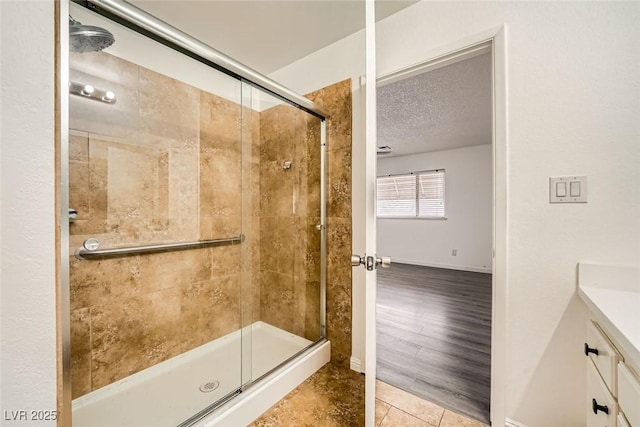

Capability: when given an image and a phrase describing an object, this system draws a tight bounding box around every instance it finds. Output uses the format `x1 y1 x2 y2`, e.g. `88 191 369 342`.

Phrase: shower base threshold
195 339 330 426
72 321 329 427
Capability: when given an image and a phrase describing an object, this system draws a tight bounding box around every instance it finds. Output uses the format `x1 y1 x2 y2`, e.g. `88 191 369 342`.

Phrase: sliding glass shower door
64 3 326 426
68 5 246 424
239 85 325 385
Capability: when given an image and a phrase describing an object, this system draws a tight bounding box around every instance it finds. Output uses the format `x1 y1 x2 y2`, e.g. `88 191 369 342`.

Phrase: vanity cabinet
584 321 640 427
578 262 640 427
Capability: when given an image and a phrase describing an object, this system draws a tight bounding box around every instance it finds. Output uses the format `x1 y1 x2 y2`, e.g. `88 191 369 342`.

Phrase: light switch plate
549 175 587 203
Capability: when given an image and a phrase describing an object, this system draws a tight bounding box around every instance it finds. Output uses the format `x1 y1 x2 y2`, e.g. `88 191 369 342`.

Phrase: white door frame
363 2 378 426
359 22 508 426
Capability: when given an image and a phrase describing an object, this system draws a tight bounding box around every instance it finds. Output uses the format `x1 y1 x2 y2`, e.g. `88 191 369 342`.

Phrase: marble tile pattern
249 362 365 427
258 102 314 339
68 52 245 398
258 79 352 361
249 371 485 427
68 51 352 401
305 80 353 366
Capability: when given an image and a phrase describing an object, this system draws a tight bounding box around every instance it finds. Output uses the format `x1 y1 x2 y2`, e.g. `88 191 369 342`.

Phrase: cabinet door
618 362 640 427
587 321 620 396
587 360 618 427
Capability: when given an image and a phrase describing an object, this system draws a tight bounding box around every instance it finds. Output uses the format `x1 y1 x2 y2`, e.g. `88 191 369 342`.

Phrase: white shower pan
72 322 330 427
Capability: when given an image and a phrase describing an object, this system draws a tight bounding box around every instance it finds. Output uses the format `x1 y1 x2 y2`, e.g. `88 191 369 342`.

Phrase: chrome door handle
352 254 391 271
351 255 365 267
376 256 391 268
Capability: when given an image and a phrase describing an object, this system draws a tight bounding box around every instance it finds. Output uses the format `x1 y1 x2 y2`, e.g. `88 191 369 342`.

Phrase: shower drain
199 380 220 393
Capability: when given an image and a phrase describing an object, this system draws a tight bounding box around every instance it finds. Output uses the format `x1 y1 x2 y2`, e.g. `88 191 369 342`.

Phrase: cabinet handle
592 398 609 415
584 343 599 356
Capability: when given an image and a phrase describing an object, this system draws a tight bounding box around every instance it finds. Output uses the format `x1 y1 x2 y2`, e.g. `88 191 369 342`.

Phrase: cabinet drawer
587 321 620 396
618 362 640 427
587 360 618 427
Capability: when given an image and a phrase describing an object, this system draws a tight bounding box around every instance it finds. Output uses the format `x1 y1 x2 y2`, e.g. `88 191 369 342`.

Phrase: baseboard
350 356 363 373
391 258 492 274
505 418 528 427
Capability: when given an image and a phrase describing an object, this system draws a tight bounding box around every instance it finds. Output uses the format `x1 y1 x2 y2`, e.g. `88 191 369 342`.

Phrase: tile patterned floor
249 362 487 426
376 380 488 427
249 362 365 426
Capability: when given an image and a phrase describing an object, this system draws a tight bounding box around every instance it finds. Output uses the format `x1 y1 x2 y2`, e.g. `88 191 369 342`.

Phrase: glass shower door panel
243 86 323 384
68 5 244 426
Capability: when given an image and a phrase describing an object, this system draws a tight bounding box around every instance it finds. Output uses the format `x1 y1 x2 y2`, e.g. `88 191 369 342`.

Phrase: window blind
376 169 445 218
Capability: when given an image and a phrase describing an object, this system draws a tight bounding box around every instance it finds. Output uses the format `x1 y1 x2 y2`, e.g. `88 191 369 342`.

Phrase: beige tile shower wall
259 104 310 338
242 107 262 326
258 79 352 365
307 79 353 366
68 52 251 398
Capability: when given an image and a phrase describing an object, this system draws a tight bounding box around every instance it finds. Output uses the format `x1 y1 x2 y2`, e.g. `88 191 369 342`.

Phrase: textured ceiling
130 0 418 74
377 52 492 158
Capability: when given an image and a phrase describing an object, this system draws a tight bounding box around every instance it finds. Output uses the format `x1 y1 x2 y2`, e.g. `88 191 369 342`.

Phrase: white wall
0 1 58 425
377 145 492 273
273 2 640 426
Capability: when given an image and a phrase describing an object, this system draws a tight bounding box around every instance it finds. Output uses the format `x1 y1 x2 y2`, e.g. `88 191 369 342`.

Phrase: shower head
69 16 115 53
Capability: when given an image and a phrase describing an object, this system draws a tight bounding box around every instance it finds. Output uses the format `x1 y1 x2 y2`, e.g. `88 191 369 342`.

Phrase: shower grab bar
75 235 245 260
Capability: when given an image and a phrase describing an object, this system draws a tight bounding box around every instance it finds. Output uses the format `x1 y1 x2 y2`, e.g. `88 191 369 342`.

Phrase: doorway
372 42 498 426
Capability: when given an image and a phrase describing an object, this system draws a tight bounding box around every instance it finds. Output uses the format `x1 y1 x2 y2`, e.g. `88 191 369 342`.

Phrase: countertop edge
578 286 640 372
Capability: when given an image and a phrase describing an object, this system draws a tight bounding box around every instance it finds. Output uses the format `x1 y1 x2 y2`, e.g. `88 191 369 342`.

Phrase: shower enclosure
61 1 327 425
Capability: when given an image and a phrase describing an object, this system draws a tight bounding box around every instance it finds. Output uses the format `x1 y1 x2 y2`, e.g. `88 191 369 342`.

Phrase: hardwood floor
376 263 492 424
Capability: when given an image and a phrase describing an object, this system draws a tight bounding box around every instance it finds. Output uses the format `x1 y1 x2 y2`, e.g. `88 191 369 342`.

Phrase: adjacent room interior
375 50 494 424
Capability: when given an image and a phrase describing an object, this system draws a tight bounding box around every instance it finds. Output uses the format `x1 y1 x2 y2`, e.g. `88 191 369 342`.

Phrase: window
376 169 445 218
